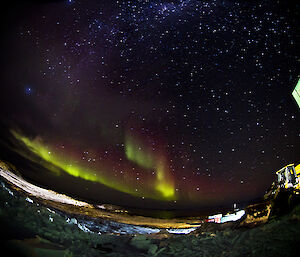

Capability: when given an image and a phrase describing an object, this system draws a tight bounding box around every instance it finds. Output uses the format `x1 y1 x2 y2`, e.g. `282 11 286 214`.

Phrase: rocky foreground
1 178 300 257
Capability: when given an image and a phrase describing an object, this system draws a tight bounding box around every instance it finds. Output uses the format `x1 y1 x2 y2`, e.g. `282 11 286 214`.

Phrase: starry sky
0 0 299 210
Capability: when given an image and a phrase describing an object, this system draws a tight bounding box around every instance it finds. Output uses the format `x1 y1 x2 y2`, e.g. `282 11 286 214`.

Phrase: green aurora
11 130 176 201
125 133 175 199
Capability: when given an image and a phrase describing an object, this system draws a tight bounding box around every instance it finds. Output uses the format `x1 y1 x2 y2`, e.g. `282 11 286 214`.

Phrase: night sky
0 0 299 210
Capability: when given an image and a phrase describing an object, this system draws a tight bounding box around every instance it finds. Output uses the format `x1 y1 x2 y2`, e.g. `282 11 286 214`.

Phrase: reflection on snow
0 168 92 207
166 228 197 234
